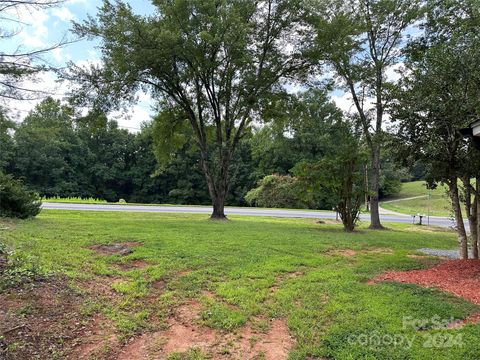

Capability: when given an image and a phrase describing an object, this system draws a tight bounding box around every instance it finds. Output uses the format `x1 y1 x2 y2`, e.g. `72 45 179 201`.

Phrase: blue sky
6 0 157 131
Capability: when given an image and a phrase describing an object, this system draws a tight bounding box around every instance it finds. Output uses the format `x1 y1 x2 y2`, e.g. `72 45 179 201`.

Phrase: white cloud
52 7 75 22
331 91 356 114
6 5 51 49
111 92 155 131
51 47 63 62
385 63 405 83
4 71 67 121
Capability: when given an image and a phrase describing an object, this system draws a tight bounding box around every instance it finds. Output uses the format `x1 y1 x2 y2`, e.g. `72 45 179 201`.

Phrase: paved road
41 202 457 228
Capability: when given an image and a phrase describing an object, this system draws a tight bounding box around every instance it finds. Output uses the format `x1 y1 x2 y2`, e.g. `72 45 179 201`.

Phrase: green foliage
152 107 190 168
0 110 15 172
0 172 41 219
245 174 307 209
392 0 480 186
76 113 135 202
167 348 207 360
3 98 256 206
12 98 87 198
250 89 343 178
293 121 367 231
0 242 46 291
378 159 404 198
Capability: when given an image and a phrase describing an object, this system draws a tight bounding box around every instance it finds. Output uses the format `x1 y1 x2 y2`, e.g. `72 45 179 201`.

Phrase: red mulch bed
373 259 480 305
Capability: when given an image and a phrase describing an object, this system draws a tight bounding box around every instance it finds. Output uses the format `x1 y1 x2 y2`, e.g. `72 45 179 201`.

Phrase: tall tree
308 0 422 229
392 0 480 259
66 0 309 219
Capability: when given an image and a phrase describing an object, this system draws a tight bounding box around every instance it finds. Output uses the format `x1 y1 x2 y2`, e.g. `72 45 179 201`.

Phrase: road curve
41 202 457 228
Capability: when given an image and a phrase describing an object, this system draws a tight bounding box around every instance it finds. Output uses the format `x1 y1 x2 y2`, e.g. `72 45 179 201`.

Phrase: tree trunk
450 179 468 259
472 191 479 259
369 144 383 229
200 163 228 221
475 178 480 259
205 176 228 220
199 147 230 220
462 177 477 258
211 193 227 220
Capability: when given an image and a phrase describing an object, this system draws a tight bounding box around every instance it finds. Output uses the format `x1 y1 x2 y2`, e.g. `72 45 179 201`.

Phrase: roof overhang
470 119 480 137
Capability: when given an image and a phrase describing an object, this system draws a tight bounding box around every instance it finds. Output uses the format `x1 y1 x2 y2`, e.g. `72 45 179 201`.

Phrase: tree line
0 93 407 206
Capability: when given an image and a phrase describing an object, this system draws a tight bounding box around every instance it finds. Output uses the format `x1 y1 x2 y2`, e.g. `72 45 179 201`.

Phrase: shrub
0 172 41 219
245 174 308 209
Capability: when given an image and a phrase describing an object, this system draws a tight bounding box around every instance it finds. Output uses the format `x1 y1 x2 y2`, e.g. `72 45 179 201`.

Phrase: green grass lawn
389 181 449 199
381 181 452 217
42 196 109 204
1 211 479 359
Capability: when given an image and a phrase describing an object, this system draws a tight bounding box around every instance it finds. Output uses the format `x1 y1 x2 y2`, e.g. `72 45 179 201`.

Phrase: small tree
0 172 41 219
293 121 366 232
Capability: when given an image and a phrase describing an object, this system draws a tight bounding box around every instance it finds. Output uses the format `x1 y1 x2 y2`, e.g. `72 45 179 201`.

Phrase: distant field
381 181 452 217
390 181 449 199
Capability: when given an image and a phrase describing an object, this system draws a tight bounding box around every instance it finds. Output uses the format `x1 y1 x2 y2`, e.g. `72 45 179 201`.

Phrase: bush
245 174 308 209
0 172 41 219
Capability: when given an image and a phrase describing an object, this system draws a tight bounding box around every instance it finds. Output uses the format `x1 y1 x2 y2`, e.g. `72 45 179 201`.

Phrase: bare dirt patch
117 300 216 359
152 279 167 291
71 315 119 360
371 259 480 305
0 278 99 360
229 318 294 359
116 259 149 271
116 298 295 359
330 248 394 258
332 249 357 257
270 271 304 293
89 242 141 256
177 269 193 277
407 254 430 259
80 275 124 301
447 312 480 329
368 248 394 254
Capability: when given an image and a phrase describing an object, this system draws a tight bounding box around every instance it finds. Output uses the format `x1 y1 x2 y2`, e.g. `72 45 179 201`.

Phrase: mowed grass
43 196 109 204
390 181 449 199
381 181 452 217
2 210 480 359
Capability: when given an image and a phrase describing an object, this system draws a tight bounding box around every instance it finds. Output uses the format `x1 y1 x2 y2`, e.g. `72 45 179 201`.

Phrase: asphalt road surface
41 202 457 229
